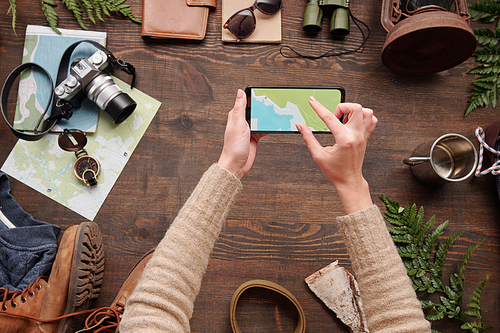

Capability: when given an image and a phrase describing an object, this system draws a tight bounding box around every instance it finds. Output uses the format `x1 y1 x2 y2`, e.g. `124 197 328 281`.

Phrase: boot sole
57 222 105 333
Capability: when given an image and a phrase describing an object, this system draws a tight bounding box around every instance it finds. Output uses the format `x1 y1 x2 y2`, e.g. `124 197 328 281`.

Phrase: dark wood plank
1 0 499 332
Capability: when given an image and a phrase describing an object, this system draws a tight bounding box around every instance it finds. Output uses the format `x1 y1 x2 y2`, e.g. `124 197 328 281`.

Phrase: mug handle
403 157 430 166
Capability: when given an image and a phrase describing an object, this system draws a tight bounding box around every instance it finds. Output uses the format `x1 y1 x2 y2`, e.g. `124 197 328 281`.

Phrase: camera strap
1 40 136 141
1 63 55 141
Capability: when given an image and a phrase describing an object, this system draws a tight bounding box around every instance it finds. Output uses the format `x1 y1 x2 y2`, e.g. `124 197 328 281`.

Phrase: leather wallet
141 0 216 40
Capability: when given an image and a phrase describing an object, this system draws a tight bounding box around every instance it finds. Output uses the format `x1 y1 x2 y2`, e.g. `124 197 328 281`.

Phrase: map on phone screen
249 87 343 132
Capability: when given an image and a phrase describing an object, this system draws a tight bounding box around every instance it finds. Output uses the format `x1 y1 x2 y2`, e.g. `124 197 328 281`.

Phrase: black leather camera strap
1 62 55 141
1 40 136 141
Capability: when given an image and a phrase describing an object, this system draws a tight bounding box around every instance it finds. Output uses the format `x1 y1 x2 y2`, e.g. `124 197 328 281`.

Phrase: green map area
251 88 343 132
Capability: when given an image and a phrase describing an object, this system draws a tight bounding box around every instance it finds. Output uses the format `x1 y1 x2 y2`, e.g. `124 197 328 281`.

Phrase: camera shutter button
55 86 65 96
91 53 103 65
66 76 77 88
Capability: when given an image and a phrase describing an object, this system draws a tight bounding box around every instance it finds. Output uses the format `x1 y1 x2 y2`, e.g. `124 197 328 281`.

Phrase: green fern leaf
474 28 500 47
8 0 17 36
469 0 500 23
465 82 496 116
41 0 60 34
80 0 96 25
473 46 500 63
457 241 484 292
382 195 493 331
390 234 413 243
89 0 104 21
415 215 435 246
427 311 445 321
463 275 489 321
62 0 87 30
468 64 500 74
381 195 400 214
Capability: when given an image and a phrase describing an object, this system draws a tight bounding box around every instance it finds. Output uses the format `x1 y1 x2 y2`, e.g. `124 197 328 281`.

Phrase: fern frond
381 194 400 214
434 231 464 278
456 241 484 293
80 0 96 24
469 0 500 23
465 75 499 116
474 28 500 47
62 0 87 30
473 47 500 63
466 1 500 116
462 276 494 332
89 0 104 21
382 195 493 331
462 275 489 321
102 0 141 23
468 64 500 74
40 0 60 34
8 0 17 36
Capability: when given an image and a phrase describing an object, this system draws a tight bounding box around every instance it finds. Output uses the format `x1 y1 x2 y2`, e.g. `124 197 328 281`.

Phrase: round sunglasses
223 0 282 42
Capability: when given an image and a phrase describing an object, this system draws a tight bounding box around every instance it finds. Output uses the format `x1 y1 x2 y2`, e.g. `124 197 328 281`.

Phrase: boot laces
77 302 124 333
0 276 47 311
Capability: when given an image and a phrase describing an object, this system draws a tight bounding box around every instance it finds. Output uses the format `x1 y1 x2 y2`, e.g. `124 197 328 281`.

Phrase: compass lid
58 129 88 152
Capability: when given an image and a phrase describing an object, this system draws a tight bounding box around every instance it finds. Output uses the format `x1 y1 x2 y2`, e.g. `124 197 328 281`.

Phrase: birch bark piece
305 261 369 333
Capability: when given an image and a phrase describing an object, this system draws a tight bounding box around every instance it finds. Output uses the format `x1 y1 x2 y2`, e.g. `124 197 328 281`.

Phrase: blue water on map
32 36 102 109
251 96 293 131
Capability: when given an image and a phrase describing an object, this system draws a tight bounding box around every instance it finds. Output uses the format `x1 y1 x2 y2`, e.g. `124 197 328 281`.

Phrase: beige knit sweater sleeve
336 205 431 332
119 164 242 333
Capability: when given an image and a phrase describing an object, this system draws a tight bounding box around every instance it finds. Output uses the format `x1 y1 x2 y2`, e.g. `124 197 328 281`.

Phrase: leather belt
229 280 306 333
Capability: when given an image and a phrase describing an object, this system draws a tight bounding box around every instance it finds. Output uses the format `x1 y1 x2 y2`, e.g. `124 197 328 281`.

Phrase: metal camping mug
403 134 478 183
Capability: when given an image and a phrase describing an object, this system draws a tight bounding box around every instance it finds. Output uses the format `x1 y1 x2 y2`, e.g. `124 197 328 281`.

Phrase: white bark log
305 261 369 333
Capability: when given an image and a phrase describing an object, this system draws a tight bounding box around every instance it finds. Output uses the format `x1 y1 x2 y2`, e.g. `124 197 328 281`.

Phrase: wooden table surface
1 0 499 332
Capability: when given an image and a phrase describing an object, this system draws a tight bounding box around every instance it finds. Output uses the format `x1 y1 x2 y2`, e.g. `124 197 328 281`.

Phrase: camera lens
86 74 136 123
105 93 136 124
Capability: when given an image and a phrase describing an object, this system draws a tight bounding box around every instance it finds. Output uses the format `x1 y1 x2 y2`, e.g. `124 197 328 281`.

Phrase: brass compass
58 129 100 187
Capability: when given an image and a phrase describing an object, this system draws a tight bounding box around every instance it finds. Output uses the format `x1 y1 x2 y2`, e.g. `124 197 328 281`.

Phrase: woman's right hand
296 99 378 214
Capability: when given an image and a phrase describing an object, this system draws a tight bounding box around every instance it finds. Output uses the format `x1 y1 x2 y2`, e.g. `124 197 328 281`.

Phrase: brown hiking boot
0 221 105 333
76 249 154 333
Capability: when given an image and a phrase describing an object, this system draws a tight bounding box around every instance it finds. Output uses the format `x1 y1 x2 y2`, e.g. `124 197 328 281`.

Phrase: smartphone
245 85 345 133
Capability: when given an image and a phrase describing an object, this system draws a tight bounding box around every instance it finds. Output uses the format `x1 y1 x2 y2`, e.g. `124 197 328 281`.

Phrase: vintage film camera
303 0 350 36
55 49 136 125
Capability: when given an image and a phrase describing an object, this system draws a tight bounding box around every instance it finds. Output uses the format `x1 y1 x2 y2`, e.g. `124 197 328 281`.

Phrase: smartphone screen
245 85 345 133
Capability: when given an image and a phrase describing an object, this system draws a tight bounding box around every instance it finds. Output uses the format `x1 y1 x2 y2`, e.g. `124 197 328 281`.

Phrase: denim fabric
0 172 59 291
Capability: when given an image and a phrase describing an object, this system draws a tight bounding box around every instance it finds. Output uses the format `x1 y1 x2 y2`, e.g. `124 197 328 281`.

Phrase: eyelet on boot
21 297 27 303
29 291 34 297
1 305 7 311
36 285 42 291
11 302 17 308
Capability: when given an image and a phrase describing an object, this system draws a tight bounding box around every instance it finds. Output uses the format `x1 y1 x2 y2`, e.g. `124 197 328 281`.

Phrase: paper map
1 78 161 221
14 25 106 133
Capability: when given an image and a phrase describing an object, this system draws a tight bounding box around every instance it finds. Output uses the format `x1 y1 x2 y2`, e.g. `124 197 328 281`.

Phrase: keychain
58 129 100 186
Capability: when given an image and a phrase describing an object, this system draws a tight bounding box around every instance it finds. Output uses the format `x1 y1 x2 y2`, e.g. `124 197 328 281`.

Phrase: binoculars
303 0 350 37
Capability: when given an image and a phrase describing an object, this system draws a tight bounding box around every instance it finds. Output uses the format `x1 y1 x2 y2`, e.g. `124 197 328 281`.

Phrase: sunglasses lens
225 9 256 40
255 0 282 15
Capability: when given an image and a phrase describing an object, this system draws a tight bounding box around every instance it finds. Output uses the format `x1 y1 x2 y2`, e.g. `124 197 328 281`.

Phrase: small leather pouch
141 0 216 40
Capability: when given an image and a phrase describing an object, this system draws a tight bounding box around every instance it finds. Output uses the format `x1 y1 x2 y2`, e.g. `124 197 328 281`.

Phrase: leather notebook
141 0 216 40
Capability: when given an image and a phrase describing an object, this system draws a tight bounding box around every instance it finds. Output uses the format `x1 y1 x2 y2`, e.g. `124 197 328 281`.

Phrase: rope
475 126 500 177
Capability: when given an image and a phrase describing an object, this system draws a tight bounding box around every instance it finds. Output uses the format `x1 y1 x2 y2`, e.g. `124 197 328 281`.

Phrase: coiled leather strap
229 279 306 333
0 62 55 141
